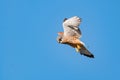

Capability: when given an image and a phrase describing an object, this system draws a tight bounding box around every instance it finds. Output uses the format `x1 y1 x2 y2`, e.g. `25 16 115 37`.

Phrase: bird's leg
75 45 81 52
77 44 81 49
75 48 79 52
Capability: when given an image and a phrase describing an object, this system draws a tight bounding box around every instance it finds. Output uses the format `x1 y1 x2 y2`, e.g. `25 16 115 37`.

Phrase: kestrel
57 16 94 58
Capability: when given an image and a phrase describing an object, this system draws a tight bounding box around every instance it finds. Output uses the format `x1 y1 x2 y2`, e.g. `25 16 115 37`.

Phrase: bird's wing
80 44 94 58
63 16 82 38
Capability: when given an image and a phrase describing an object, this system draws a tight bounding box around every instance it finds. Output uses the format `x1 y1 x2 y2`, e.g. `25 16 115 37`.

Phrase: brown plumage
57 16 94 58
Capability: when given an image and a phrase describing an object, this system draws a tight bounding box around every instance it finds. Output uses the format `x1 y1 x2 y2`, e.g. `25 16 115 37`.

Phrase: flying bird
57 16 94 58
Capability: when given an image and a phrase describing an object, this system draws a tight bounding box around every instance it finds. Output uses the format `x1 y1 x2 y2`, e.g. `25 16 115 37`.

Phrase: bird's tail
75 44 94 58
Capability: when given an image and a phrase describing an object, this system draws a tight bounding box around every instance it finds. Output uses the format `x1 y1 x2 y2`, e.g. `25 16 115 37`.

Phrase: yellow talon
75 48 79 52
75 45 81 52
77 45 80 49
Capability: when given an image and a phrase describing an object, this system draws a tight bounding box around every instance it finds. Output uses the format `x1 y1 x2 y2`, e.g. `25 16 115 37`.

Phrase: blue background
1 0 120 80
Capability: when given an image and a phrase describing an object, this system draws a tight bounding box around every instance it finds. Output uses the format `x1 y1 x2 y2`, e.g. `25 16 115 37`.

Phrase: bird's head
57 32 64 43
57 36 62 43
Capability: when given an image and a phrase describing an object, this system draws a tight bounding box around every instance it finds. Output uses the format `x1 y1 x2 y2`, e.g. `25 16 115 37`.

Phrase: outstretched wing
63 16 82 38
80 44 94 58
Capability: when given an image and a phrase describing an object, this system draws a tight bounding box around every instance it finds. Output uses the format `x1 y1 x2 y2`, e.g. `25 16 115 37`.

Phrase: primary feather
63 16 82 38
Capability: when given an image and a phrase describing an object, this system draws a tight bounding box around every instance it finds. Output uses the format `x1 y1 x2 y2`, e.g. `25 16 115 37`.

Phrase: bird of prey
57 16 94 58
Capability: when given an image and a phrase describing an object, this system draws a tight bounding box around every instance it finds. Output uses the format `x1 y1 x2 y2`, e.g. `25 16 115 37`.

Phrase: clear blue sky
1 0 120 80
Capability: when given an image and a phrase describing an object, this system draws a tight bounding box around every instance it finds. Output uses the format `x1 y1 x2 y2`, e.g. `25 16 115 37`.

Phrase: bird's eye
57 36 62 43
59 38 62 42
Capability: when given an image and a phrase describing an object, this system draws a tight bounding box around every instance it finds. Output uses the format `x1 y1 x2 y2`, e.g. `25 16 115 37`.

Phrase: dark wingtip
81 53 94 58
89 54 94 58
85 54 94 58
63 18 67 22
